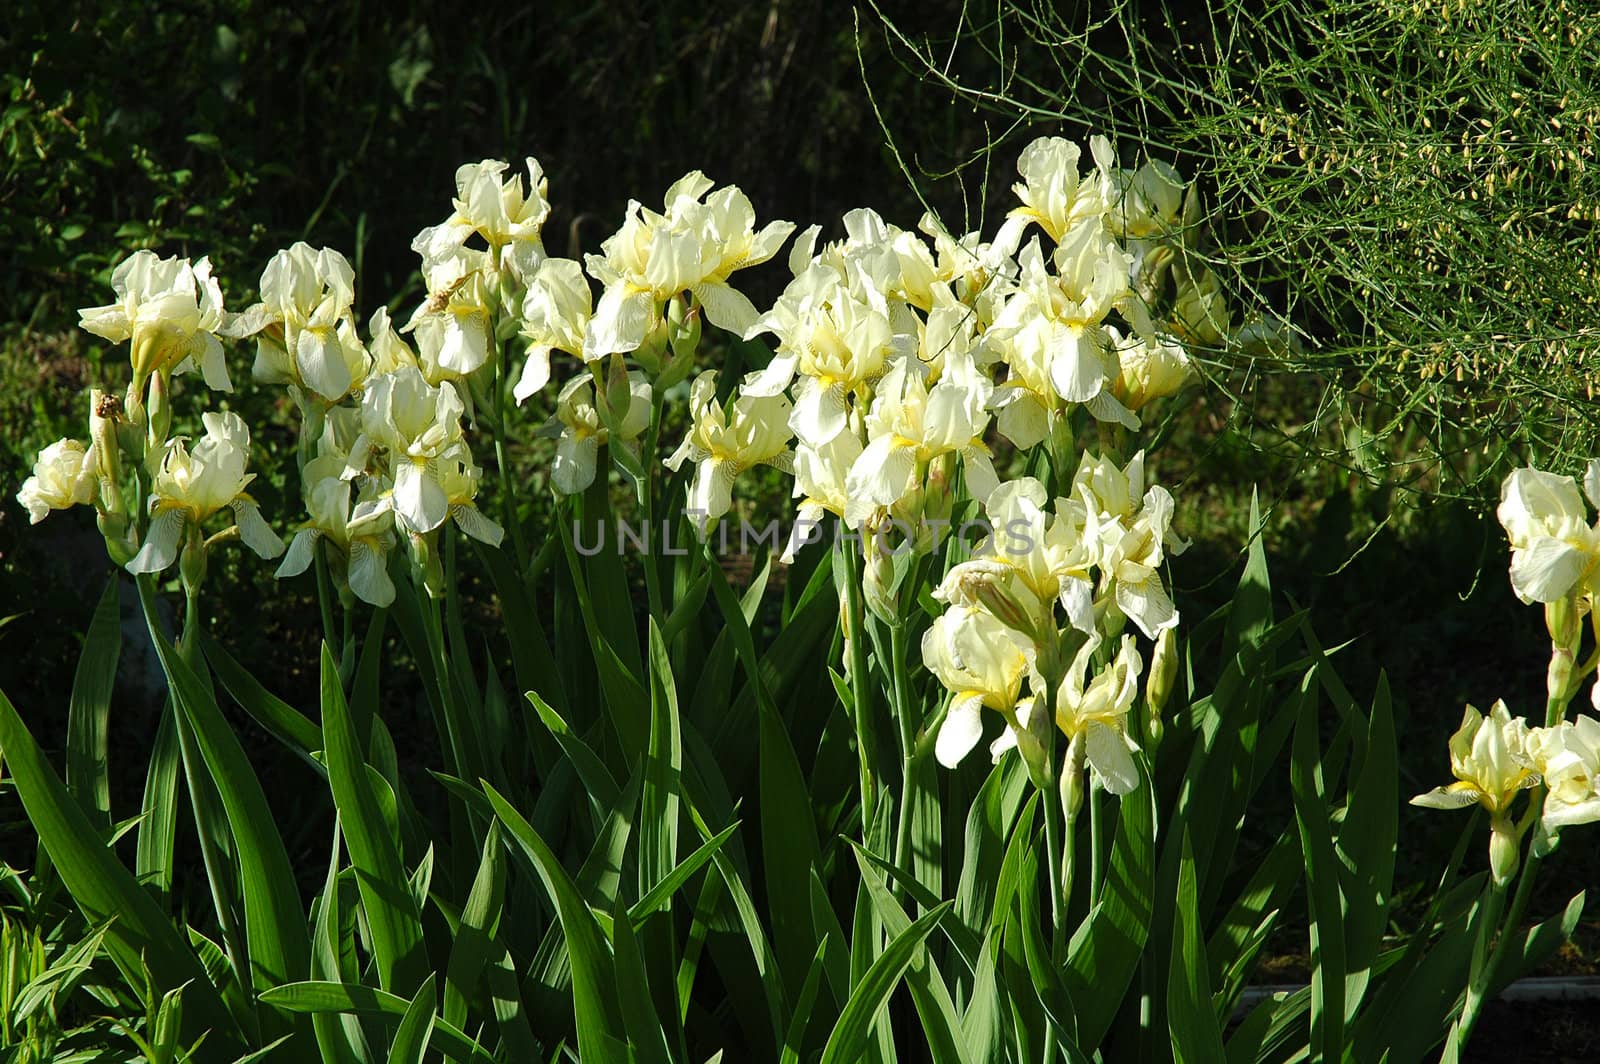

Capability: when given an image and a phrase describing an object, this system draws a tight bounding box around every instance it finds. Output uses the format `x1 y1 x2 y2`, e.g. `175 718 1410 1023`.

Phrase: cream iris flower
1527 715 1600 830
1172 267 1230 346
79 250 231 391
782 429 864 562
412 157 551 285
744 260 905 447
515 257 592 403
1412 701 1540 882
585 173 794 358
405 248 496 380
17 439 98 524
276 453 398 607
1000 135 1114 247
1074 451 1186 638
937 476 1095 639
229 242 370 402
843 356 997 528
433 454 506 547
1109 328 1193 413
356 366 468 534
1496 464 1600 605
665 371 793 532
1108 159 1186 241
923 605 1035 769
1049 634 1145 804
127 412 283 574
988 230 1138 446
545 373 652 496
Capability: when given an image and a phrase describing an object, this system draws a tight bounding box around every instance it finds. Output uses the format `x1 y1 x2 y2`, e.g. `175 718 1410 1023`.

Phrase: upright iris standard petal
79 250 231 390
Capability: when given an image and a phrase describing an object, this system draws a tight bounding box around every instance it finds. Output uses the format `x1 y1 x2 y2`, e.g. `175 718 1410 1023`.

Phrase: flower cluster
28 137 1216 664
922 456 1184 809
669 137 1210 579
26 252 281 587
669 136 1210 808
1412 701 1600 882
1409 460 1600 884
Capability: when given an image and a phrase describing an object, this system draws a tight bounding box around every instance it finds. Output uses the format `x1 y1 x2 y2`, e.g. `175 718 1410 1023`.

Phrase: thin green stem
314 542 339 658
1089 785 1105 911
492 329 529 565
639 390 667 622
888 619 916 762
1467 808 1551 1046
841 543 878 834
889 616 918 887
420 588 466 780
1449 876 1508 1055
179 590 200 663
1040 682 1069 961
1044 783 1072 963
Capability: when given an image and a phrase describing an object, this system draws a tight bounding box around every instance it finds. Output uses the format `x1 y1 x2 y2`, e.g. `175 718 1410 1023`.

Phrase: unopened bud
408 531 445 599
602 353 632 428
119 383 147 462
1147 627 1179 721
1060 734 1087 821
179 531 208 597
966 573 1041 646
98 511 135 567
130 331 161 387
668 295 702 362
1489 815 1521 887
923 454 954 526
88 389 124 509
863 539 898 625
1546 595 1581 648
1006 702 1053 792
633 318 671 376
146 373 173 455
301 395 328 450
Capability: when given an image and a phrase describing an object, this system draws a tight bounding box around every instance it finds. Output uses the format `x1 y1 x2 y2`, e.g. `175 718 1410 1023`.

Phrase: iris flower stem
889 616 918 890
639 390 667 622
1044 791 1072 964
840 544 878 834
492 329 529 566
1089 785 1105 911
1042 684 1070 961
314 543 339 661
419 577 467 783
1449 875 1508 1056
1457 800 1549 1060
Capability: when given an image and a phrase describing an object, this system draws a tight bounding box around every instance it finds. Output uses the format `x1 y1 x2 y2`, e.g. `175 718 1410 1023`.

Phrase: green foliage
7 468 1546 1061
865 0 1600 497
